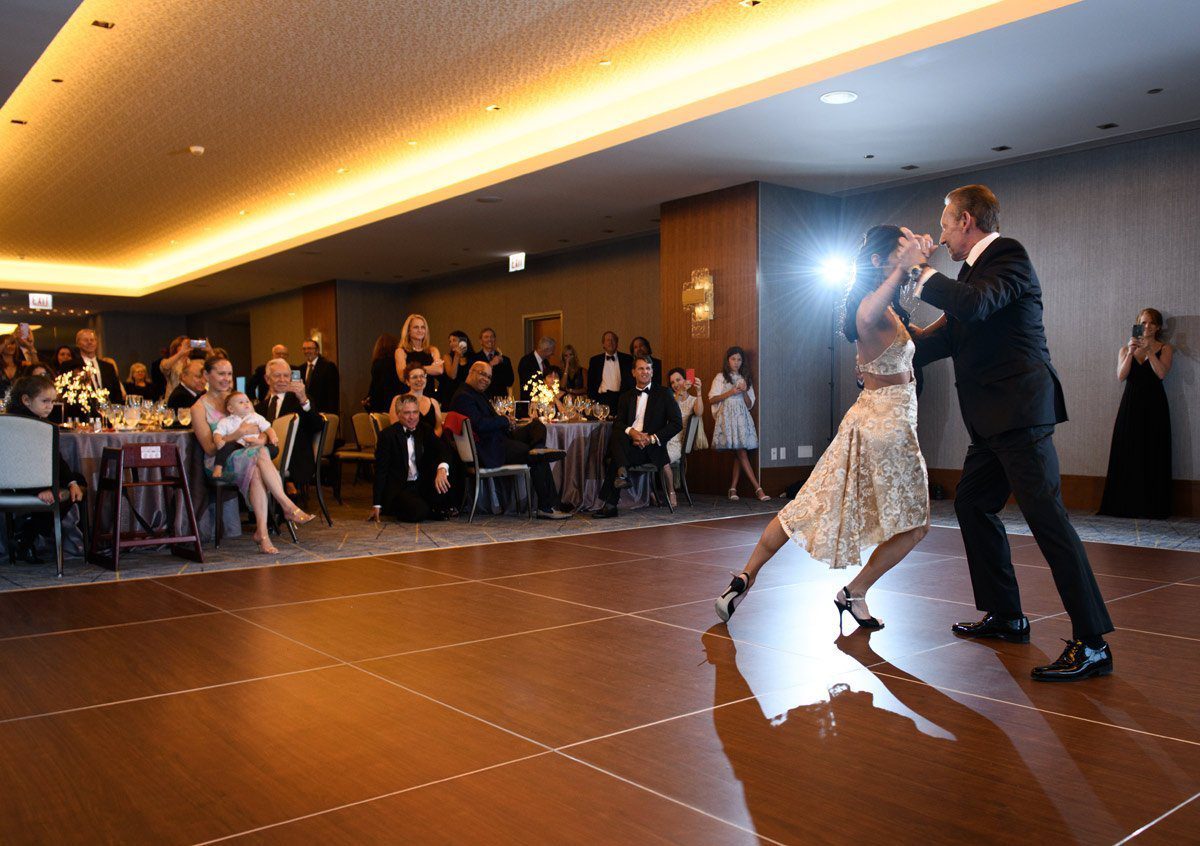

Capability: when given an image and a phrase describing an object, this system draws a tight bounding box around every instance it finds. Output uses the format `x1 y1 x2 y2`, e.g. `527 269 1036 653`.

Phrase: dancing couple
715 185 1114 683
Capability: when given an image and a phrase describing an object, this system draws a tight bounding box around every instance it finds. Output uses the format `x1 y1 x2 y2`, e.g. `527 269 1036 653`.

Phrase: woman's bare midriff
861 372 913 391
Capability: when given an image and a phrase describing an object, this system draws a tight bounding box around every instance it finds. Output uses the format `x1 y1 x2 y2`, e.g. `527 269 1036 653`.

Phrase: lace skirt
712 399 758 451
778 383 928 569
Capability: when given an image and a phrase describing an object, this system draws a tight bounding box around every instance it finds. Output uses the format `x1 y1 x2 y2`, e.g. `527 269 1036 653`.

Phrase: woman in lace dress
715 225 943 629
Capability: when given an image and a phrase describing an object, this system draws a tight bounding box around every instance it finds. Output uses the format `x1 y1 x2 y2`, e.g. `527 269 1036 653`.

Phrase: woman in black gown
1098 308 1174 518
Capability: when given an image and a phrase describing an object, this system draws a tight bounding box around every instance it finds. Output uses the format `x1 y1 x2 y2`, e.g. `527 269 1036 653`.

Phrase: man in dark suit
450 361 570 519
629 336 664 385
167 358 207 410
70 328 124 400
593 355 682 519
517 336 556 403
368 395 456 522
472 327 514 399
907 184 1113 682
256 358 322 492
587 330 633 408
248 344 288 402
299 339 340 415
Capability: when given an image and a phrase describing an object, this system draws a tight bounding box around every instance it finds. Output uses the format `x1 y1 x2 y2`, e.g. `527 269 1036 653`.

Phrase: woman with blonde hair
395 314 444 397
124 362 153 399
561 344 586 397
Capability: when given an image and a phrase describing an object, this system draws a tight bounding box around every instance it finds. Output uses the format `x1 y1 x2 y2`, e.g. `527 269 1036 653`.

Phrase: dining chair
0 416 67 577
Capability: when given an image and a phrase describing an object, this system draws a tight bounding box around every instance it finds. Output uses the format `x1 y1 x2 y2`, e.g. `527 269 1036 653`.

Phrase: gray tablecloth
60 429 241 544
545 421 650 511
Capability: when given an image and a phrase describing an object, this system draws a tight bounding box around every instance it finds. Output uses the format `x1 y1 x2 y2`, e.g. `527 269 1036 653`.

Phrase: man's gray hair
395 394 420 409
265 357 292 372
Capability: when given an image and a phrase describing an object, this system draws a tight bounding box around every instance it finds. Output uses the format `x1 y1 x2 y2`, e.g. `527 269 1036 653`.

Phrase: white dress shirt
599 354 621 392
915 231 1001 297
81 354 101 388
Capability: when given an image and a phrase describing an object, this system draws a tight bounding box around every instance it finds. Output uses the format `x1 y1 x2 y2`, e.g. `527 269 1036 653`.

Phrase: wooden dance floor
0 515 1196 843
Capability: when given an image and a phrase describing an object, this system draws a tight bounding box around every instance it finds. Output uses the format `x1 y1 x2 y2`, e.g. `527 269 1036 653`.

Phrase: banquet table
60 428 241 545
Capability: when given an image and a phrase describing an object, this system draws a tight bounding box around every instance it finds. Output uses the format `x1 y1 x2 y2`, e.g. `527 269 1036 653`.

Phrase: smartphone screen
291 369 302 381
190 339 204 348
685 368 695 383
1131 325 1143 339
18 322 30 339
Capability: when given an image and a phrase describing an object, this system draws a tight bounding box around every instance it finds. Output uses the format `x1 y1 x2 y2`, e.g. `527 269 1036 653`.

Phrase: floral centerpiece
522 373 559 420
54 368 109 415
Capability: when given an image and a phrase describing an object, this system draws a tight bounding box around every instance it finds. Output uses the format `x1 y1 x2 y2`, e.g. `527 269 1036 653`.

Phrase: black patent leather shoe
1031 639 1113 682
951 613 1030 643
591 504 619 519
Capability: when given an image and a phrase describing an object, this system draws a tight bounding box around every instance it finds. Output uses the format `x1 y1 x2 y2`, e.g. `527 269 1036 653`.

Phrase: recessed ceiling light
51 78 63 84
819 90 857 105
406 140 418 146
485 104 501 112
739 0 762 7
287 192 296 197
991 145 1012 152
238 210 247 216
91 20 115 29
10 119 27 125
475 196 503 203
598 58 612 66
863 154 875 159
1096 122 1119 130
1146 88 1164 95
900 164 919 170
169 240 177 245
336 167 348 174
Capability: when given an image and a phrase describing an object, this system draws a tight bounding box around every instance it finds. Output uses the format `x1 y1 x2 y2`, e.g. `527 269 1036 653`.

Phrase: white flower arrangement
522 373 558 419
54 368 109 415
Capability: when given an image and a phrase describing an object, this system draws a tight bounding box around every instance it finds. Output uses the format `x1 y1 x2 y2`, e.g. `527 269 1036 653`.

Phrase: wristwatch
906 263 931 283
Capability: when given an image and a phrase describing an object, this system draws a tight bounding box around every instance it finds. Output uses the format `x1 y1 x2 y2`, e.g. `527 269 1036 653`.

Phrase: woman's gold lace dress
778 318 929 569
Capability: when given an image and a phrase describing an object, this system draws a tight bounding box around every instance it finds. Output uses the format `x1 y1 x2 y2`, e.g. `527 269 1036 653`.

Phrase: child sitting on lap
212 391 277 477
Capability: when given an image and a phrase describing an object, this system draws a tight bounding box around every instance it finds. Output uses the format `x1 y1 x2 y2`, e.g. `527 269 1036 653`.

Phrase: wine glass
177 407 192 428
126 394 142 408
160 407 176 428
123 404 141 428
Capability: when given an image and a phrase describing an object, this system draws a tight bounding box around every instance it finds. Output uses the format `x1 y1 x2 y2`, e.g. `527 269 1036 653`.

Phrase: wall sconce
683 268 714 338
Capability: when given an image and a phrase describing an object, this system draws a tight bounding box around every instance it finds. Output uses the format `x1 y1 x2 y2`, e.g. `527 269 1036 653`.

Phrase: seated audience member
366 334 402 412
389 363 442 434
450 361 571 519
630 336 664 385
593 355 682 519
167 358 208 410
587 330 633 408
439 330 473 405
249 344 289 403
299 338 340 415
212 392 277 478
22 362 54 379
542 366 573 418
472 327 514 399
255 357 322 493
3 375 86 564
663 368 709 507
69 328 124 400
124 362 153 399
517 336 556 403
560 344 586 397
369 395 456 523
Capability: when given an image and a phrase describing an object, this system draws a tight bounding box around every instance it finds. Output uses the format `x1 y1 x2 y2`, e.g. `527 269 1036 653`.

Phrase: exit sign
29 293 53 310
508 252 526 272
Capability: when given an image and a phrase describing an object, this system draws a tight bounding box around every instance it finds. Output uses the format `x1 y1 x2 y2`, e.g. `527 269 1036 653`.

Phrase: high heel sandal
727 488 739 501
834 586 884 630
287 508 316 526
754 487 770 502
715 571 753 622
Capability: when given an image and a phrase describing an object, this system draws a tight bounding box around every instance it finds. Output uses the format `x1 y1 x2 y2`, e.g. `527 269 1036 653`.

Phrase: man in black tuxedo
629 336 664 385
472 328 514 399
450 361 571 519
368 395 456 522
248 344 288 402
256 358 321 492
167 359 207 410
299 339 340 415
907 184 1113 682
517 336 556 403
593 355 682 519
70 328 124 401
587 330 633 408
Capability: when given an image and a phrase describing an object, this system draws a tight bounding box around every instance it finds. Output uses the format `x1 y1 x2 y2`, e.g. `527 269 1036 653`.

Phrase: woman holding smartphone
663 368 708 507
1098 308 1174 518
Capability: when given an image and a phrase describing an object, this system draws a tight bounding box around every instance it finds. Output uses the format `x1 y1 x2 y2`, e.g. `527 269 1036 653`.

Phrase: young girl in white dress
715 225 943 629
709 346 770 502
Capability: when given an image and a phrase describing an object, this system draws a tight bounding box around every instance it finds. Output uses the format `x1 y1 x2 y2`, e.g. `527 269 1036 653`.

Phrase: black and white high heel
834 586 884 630
715 571 752 622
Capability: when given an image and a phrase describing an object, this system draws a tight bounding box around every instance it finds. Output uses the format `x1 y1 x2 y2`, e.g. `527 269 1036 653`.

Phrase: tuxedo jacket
298 357 340 415
167 385 203 411
913 236 1067 440
373 421 452 509
449 384 511 469
471 350 515 398
68 353 123 400
614 383 683 447
587 351 634 400
516 351 551 402
256 392 322 482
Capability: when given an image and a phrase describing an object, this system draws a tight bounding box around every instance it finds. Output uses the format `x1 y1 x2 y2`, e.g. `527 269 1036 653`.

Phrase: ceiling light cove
0 0 1081 297
819 90 857 104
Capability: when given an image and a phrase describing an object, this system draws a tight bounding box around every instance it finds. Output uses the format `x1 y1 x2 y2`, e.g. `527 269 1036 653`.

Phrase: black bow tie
403 428 416 438
605 355 615 361
636 387 650 396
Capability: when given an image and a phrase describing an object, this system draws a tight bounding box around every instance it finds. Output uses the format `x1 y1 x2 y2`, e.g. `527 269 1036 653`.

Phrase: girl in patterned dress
716 225 943 629
709 346 770 502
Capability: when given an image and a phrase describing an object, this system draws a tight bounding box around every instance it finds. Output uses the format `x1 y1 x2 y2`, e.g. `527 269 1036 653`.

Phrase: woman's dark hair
54 344 74 362
403 361 428 383
6 374 55 417
1138 308 1165 341
203 353 230 373
22 361 54 379
842 224 911 342
449 330 474 356
544 365 563 380
629 336 653 356
667 367 686 382
722 346 752 390
371 333 399 362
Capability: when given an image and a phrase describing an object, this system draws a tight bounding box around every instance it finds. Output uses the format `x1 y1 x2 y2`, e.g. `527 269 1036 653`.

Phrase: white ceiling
2 0 1199 315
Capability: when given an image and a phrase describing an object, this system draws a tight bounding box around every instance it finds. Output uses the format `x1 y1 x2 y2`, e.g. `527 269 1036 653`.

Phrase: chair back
271 413 299 473
450 417 478 467
0 416 57 489
351 412 378 450
318 413 339 459
683 413 701 455
369 412 390 439
120 441 180 469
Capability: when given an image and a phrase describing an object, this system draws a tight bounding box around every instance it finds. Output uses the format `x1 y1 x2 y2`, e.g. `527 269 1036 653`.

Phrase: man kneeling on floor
368 395 457 523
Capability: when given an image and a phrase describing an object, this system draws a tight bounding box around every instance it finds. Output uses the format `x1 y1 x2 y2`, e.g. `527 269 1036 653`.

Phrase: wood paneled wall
659 182 760 496
302 281 338 364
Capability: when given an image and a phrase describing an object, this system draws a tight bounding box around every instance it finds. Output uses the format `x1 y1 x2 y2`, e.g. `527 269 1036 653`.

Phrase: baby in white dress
212 392 277 477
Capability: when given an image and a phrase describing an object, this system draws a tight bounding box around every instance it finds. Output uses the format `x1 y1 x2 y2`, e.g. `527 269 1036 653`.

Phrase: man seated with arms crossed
593 355 682 519
450 361 571 519
368 395 456 522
